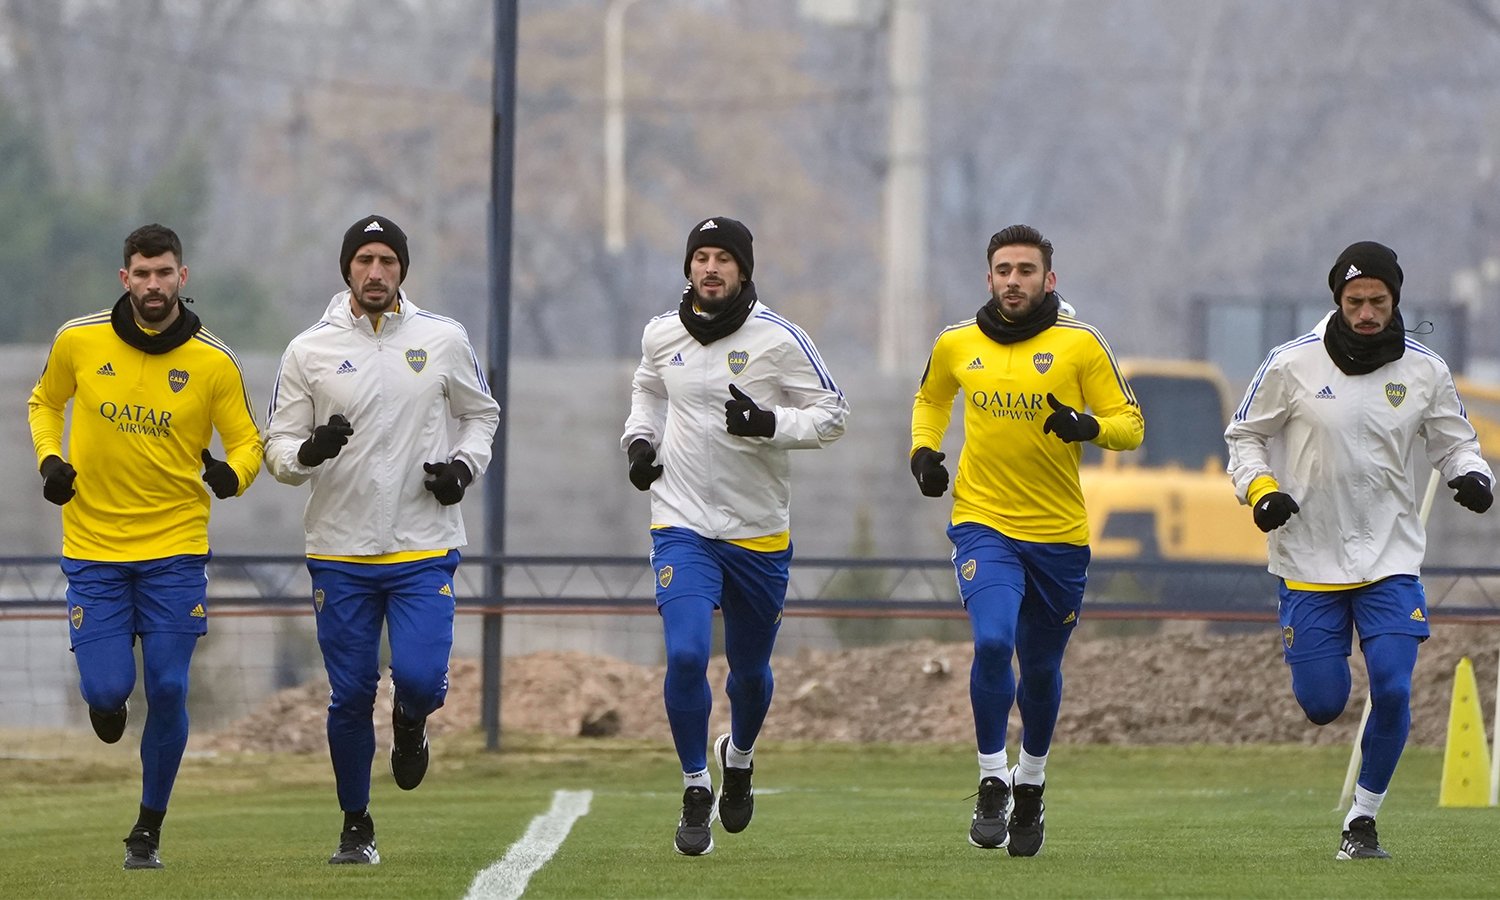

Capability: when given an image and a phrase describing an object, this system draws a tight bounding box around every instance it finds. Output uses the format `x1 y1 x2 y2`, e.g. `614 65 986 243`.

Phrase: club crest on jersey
1282 626 1294 649
1385 382 1406 408
405 349 427 373
658 565 674 588
168 368 189 393
960 558 977 581
71 605 83 629
313 588 325 613
1033 352 1054 374
727 350 749 375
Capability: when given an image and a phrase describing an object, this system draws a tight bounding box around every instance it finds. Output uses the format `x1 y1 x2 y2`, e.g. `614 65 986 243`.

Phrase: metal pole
604 0 643 358
483 0 519 751
878 0 929 375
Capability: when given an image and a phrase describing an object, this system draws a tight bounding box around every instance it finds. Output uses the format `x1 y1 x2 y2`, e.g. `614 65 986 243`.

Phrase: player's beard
130 288 178 325
352 279 398 316
693 278 742 315
991 283 1045 320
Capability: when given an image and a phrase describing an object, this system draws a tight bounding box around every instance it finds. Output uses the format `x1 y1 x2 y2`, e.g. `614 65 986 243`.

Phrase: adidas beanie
1328 240 1401 307
340 215 410 286
683 216 753 281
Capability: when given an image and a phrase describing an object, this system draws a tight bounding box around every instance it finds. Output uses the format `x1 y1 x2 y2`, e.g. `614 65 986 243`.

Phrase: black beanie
1328 240 1402 307
683 217 753 281
340 215 409 286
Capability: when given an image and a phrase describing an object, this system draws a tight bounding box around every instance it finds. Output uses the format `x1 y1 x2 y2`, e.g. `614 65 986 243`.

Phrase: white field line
464 789 593 900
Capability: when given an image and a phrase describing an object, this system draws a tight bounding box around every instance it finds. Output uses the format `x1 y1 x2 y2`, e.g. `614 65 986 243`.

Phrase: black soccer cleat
674 786 715 856
1007 781 1046 857
90 703 128 744
714 733 755 834
329 814 380 865
390 710 430 791
1336 815 1391 860
122 825 163 870
968 776 1012 849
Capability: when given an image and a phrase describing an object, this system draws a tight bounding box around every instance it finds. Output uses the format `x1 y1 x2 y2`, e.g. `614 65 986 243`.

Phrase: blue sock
1014 617 1071 756
75 634 136 713
966 590 1018 754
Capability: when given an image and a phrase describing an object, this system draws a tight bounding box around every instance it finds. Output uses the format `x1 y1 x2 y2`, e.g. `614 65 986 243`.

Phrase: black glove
297 414 353 467
1252 491 1300 532
422 459 472 506
1448 472 1493 514
627 439 663 491
200 449 238 499
39 455 77 506
1042 392 1100 443
910 447 949 498
725 384 775 437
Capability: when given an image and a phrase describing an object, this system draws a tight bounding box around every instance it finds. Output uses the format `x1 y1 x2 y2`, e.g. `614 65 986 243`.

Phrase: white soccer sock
684 768 711 792
1344 784 1386 829
726 740 754 769
978 749 1009 783
1014 750 1048 787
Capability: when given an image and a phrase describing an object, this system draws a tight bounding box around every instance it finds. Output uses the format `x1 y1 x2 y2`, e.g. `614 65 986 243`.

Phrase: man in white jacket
263 215 499 866
1225 240 1492 861
622 216 848 857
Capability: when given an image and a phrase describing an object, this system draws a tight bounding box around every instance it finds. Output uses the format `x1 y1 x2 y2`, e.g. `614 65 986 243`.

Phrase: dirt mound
201 624 1500 754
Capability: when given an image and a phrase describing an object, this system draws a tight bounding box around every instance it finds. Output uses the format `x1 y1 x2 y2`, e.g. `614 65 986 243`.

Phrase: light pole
605 0 646 356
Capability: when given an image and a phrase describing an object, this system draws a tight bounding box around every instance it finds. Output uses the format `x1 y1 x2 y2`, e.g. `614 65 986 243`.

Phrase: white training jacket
1225 312 1490 584
264 291 500 555
622 300 848 540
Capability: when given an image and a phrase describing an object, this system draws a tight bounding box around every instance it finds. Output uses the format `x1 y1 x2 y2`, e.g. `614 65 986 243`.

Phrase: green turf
0 736 1496 898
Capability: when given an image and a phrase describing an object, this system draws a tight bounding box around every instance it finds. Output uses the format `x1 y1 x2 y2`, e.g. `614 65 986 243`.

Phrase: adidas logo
1062 611 1077 624
363 219 384 233
96 362 116 376
669 352 685 366
698 219 719 232
1410 609 1425 622
335 360 357 375
1344 264 1362 281
966 357 984 370
190 603 206 618
1315 385 1335 399
439 584 453 597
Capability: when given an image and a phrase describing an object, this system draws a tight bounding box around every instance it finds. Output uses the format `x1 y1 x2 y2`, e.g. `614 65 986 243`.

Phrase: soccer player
28 223 263 869
622 216 848 856
910 224 1143 854
1226 240 1492 859
263 215 500 865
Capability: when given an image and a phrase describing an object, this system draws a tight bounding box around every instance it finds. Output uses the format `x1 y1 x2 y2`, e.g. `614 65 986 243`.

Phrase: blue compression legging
1290 633 1418 794
966 589 1072 757
75 632 199 811
660 595 777 773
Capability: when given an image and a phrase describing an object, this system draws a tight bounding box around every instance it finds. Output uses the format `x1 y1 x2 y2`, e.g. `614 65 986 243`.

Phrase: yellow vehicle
1080 358 1267 564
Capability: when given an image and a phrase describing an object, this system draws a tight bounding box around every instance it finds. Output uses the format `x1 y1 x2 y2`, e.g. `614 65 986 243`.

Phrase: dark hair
986 224 1053 271
123 224 184 267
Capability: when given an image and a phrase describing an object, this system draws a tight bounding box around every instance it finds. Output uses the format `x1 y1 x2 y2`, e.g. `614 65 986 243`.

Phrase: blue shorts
1277 574 1429 664
649 527 791 627
62 554 210 649
947 523 1089 628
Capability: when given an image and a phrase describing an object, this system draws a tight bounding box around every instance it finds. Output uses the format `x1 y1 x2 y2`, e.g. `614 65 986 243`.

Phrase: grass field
1 734 1497 899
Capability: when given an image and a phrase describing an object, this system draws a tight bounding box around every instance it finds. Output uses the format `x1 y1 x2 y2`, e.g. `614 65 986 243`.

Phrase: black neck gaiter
110 293 202 355
1323 308 1406 376
975 291 1060 345
678 281 758 346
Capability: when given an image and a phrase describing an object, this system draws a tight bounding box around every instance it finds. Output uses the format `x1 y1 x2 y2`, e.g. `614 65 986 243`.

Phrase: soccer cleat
1336 815 1391 860
390 710 430 791
122 825 163 870
90 702 128 744
968 776 1012 849
329 815 380 865
1007 780 1046 857
714 733 755 834
673 786 715 856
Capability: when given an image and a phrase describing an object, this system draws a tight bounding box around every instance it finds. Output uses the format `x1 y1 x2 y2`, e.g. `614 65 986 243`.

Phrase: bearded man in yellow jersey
910 224 1143 855
28 224 263 870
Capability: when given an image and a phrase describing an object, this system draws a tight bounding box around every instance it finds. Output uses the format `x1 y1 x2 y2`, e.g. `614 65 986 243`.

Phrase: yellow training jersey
28 309 263 561
912 315 1143 544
